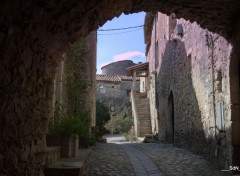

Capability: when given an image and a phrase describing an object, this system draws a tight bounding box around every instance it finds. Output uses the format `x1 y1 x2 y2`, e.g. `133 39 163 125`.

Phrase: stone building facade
144 12 234 169
97 61 140 114
96 75 139 114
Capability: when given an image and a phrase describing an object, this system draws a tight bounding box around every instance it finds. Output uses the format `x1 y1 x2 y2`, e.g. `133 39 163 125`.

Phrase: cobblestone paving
88 138 229 176
132 143 229 176
88 143 135 176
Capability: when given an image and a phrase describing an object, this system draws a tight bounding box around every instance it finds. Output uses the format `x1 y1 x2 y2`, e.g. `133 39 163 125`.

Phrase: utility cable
98 25 144 31
98 28 142 35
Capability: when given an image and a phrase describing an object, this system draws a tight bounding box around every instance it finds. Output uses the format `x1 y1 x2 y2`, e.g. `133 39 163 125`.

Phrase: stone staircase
134 92 152 137
44 149 91 176
44 135 91 176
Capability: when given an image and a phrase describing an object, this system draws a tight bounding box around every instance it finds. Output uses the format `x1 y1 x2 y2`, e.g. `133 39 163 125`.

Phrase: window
126 90 131 96
216 101 224 131
100 84 105 94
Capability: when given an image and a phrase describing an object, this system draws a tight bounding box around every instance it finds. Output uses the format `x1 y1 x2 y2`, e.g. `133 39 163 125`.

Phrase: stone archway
1 0 240 175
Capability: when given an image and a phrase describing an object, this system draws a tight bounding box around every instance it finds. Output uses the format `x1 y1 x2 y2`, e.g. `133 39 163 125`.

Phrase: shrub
96 100 110 135
49 103 90 136
49 38 95 148
105 106 133 134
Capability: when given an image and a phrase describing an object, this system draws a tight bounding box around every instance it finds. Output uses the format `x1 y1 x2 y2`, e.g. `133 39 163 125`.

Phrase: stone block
45 147 61 167
46 134 79 158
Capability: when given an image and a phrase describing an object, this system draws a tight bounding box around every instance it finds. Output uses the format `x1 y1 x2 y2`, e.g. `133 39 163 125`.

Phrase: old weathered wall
96 79 139 113
52 31 97 127
146 12 233 169
0 0 240 175
229 19 240 167
83 31 97 127
52 60 65 108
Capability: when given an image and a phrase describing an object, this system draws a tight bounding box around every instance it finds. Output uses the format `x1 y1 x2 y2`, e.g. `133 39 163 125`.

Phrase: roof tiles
96 75 139 82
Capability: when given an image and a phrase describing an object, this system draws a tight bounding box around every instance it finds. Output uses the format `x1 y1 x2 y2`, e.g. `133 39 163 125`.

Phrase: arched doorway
168 91 175 143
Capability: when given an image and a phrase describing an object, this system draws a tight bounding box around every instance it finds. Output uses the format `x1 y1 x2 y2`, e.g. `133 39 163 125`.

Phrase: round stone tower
101 60 136 75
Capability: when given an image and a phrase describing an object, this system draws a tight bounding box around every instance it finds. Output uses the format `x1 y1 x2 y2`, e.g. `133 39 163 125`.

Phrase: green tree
49 38 94 147
105 106 133 134
96 100 110 135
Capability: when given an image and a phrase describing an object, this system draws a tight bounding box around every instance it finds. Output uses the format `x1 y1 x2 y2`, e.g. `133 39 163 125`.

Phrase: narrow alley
87 135 228 176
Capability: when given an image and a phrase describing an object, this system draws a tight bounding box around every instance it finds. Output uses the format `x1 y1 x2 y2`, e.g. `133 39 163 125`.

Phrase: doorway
168 91 175 143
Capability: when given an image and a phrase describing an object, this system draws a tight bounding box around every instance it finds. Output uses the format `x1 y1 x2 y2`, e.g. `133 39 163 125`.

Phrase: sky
97 12 146 74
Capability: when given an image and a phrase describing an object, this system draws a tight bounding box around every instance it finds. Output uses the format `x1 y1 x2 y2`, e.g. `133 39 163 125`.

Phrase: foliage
96 100 110 135
123 128 137 142
64 39 91 116
105 106 133 134
49 38 93 147
49 103 90 135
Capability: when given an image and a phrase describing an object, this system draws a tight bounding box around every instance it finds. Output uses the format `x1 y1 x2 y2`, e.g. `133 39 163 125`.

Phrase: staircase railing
131 89 139 137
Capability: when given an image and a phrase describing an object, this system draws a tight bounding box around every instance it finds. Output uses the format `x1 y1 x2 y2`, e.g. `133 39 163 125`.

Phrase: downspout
154 12 157 106
206 32 217 141
154 12 158 135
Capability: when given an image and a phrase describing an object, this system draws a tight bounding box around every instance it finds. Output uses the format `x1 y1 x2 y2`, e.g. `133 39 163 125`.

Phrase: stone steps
134 94 152 137
45 147 61 167
136 105 149 108
138 118 151 121
45 149 91 176
135 92 147 98
136 107 149 110
138 114 150 120
139 131 152 137
139 121 151 125
135 106 150 109
138 113 150 116
139 128 152 132
135 101 149 104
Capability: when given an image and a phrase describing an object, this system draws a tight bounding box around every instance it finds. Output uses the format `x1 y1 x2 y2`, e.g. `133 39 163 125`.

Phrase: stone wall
82 31 97 127
146 12 233 169
52 31 97 128
101 60 136 76
229 19 240 167
96 80 139 113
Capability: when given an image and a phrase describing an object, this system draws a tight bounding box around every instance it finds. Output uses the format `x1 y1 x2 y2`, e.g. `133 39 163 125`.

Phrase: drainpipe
154 12 158 134
206 32 217 141
154 12 157 107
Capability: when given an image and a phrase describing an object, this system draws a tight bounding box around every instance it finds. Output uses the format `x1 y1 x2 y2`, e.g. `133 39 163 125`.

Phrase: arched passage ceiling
1 0 240 57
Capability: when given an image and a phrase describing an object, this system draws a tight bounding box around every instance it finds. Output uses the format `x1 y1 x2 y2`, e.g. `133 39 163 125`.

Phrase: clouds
113 51 145 62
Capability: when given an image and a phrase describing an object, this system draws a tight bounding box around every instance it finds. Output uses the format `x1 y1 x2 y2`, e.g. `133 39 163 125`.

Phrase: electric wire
98 25 144 31
97 28 143 35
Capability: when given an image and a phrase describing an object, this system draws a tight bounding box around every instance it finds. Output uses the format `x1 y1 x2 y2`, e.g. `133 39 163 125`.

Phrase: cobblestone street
88 135 229 176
